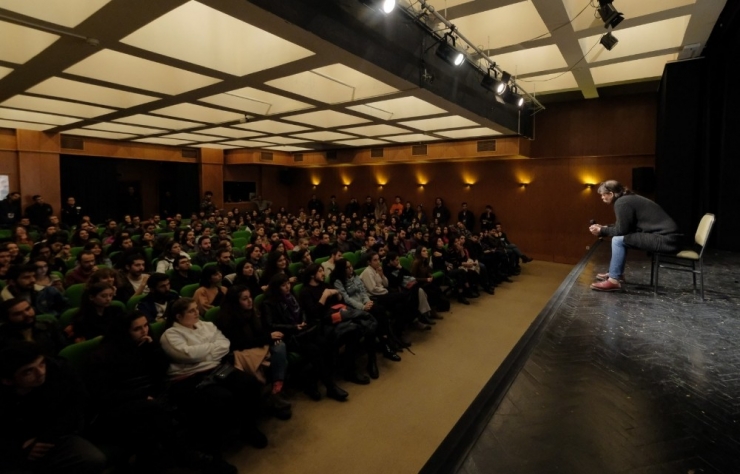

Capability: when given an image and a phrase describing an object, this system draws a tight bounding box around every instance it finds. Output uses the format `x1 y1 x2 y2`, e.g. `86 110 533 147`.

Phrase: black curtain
60 155 118 223
655 0 740 251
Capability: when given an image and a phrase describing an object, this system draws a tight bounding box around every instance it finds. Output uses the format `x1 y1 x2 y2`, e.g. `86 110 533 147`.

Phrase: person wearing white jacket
161 297 268 455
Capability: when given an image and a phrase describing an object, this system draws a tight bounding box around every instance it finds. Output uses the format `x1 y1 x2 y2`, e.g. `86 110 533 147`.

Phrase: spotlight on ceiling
597 0 624 29
359 0 396 14
600 31 619 51
503 85 525 108
436 34 465 67
481 68 507 95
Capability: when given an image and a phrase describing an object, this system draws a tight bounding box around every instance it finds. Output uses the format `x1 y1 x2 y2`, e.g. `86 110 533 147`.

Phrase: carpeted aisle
227 260 573 473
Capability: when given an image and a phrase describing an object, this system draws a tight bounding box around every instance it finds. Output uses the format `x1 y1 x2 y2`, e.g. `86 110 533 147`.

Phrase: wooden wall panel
530 93 657 158
0 151 20 194
200 163 224 210
282 155 654 264
18 152 61 215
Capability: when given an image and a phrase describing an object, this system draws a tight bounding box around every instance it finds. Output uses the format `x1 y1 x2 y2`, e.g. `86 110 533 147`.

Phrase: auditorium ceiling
0 0 725 151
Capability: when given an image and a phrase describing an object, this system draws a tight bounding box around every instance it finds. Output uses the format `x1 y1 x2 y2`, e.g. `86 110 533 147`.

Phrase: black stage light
481 69 506 95
503 85 524 108
359 0 396 13
436 34 465 67
600 31 618 51
597 1 624 29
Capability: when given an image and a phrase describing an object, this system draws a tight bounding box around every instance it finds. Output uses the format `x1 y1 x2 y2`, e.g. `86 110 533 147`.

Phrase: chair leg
691 261 697 295
699 259 705 301
653 254 660 295
650 254 655 285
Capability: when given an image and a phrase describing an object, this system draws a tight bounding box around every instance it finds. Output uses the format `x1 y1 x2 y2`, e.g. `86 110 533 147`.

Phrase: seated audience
1 264 66 317
193 266 226 315
116 253 149 303
64 250 98 288
160 298 267 457
0 342 106 474
0 298 68 356
169 255 200 294
216 285 292 419
136 273 180 322
66 282 123 342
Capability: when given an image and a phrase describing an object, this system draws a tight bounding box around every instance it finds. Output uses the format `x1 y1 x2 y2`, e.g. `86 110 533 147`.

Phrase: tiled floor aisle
458 245 740 474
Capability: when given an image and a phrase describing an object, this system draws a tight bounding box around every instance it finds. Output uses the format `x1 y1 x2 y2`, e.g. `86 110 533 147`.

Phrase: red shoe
590 279 622 292
596 273 626 283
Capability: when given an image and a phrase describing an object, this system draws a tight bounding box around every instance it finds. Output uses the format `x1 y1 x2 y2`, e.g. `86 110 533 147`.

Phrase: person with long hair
88 311 179 472
66 282 123 342
155 239 188 273
330 258 402 358
216 286 292 418
192 266 226 315
225 260 262 297
410 246 448 315
160 298 267 459
259 251 296 289
70 227 92 247
262 274 354 401
84 241 112 268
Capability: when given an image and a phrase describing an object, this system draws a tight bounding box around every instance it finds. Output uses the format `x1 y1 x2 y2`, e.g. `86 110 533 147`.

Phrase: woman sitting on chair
66 282 123 342
160 298 267 462
216 285 291 419
192 266 226 315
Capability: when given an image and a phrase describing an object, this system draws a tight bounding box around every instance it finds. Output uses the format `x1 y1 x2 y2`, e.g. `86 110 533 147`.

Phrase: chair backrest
65 283 87 308
59 336 103 371
203 306 221 323
59 307 80 328
343 252 359 267
695 213 715 249
127 293 147 311
292 283 303 298
180 283 200 297
253 293 265 312
289 262 304 277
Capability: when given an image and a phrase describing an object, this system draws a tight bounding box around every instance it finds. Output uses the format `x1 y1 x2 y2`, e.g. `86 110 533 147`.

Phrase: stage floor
455 242 740 474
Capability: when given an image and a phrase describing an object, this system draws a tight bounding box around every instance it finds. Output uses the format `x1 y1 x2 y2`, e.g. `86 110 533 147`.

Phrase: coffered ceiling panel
121 1 314 76
1 95 115 118
0 0 726 150
399 115 479 131
282 110 370 128
65 128 136 140
64 49 221 95
0 107 80 126
346 97 447 121
0 118 53 131
266 64 398 104
0 20 58 64
200 87 313 115
114 114 203 131
27 77 159 108
234 120 311 135
452 1 550 51
0 0 111 28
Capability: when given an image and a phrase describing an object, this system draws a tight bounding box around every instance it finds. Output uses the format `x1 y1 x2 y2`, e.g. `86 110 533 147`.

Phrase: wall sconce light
519 182 529 189
312 185 317 190
585 183 596 190
343 185 349 190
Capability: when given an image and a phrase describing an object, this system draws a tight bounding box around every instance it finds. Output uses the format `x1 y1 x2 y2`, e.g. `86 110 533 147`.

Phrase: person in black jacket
24 195 54 228
0 342 106 474
432 197 450 226
60 196 83 228
0 191 22 228
457 202 475 232
87 311 184 473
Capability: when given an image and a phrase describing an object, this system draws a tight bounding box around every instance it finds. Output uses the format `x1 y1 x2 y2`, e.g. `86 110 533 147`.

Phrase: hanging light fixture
436 33 465 67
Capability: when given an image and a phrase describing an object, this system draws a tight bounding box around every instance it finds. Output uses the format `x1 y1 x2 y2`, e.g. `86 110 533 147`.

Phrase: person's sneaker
590 279 622 292
596 272 626 283
413 319 432 331
521 256 533 263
